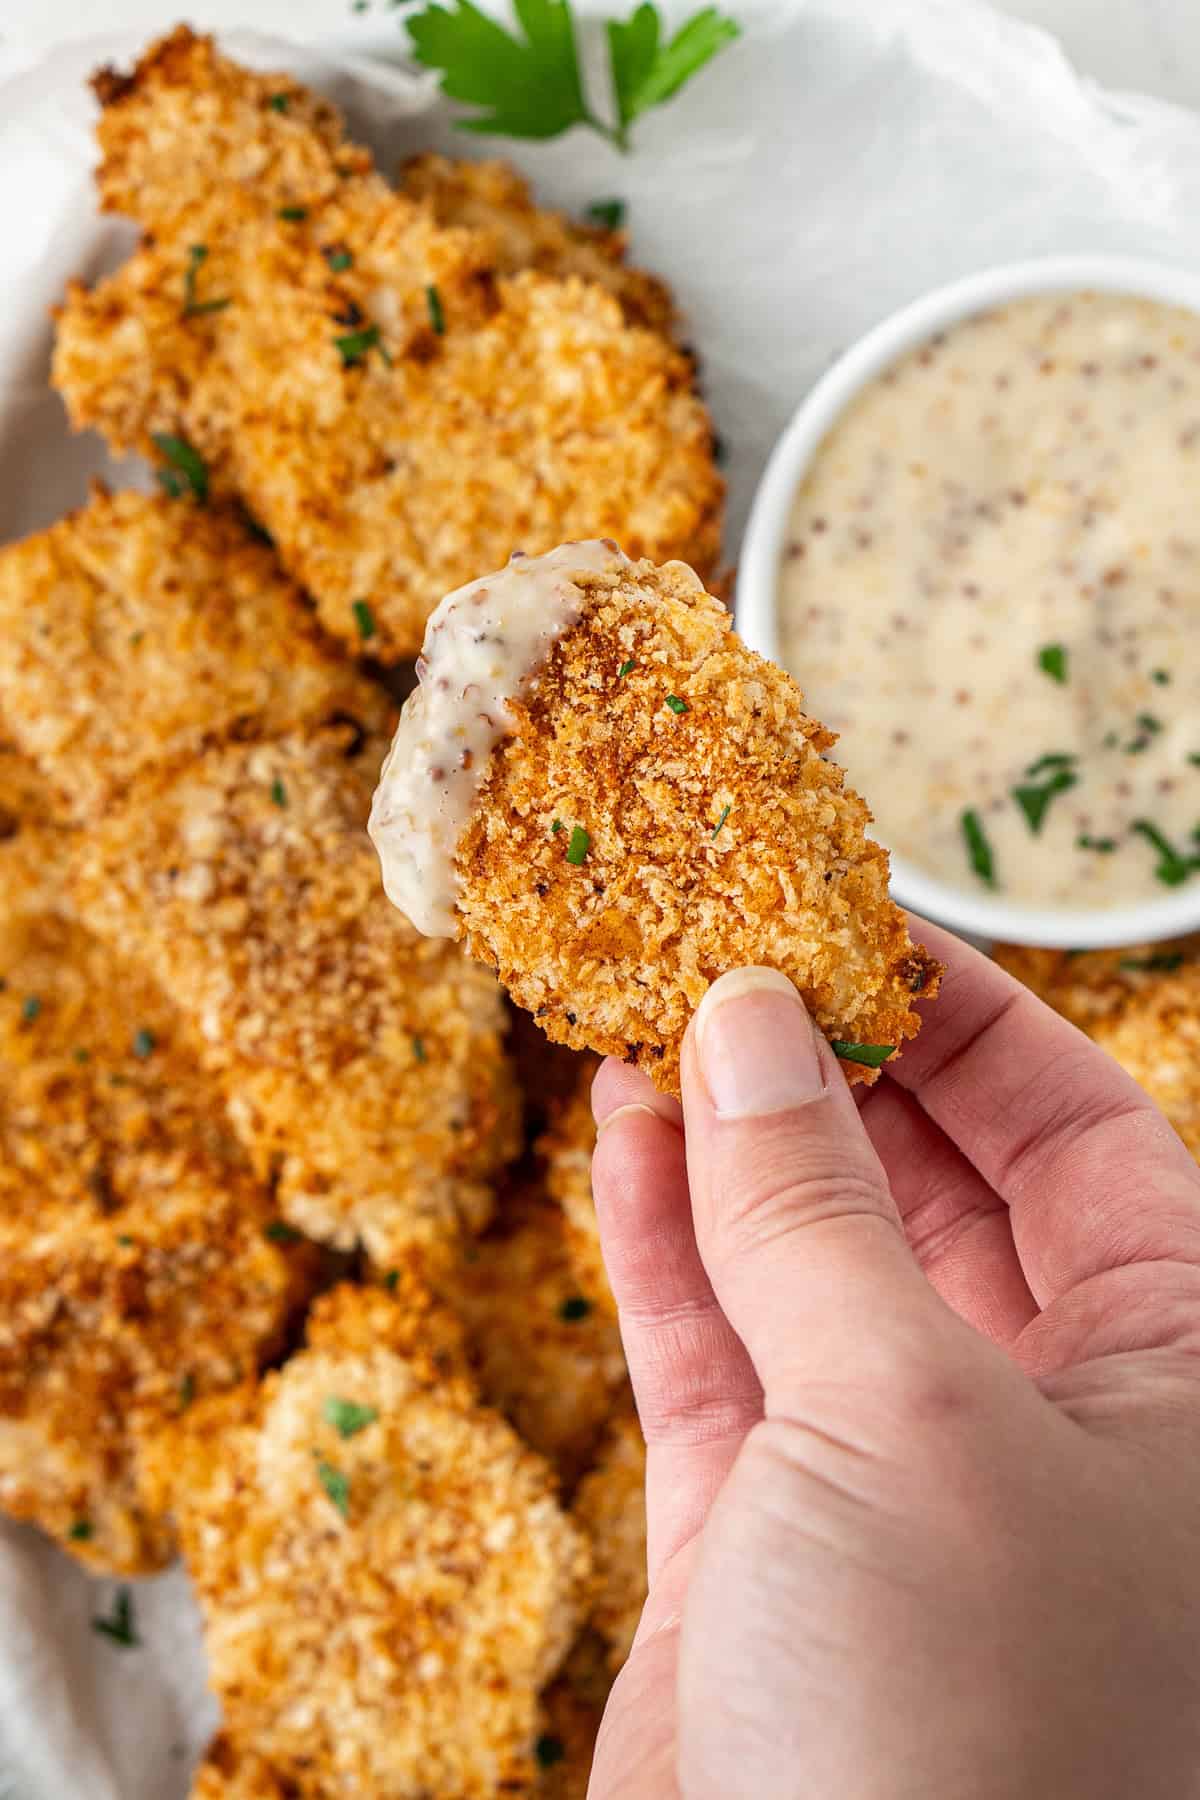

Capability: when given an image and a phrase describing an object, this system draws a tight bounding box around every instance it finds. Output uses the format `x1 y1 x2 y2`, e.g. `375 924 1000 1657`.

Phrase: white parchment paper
4 2 1200 1792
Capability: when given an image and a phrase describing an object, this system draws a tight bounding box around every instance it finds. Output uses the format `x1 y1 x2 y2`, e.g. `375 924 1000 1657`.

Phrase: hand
587 922 1200 1799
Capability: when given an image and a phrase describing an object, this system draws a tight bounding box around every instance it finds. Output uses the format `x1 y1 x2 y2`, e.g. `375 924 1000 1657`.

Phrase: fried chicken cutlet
996 939 1200 1160
0 487 375 821
53 29 723 661
0 809 314 1574
71 721 519 1264
370 543 940 1095
147 1284 589 1799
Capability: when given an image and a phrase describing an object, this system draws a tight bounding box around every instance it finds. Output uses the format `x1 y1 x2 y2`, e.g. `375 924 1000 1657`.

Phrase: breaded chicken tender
71 722 519 1264
572 1410 648 1672
53 30 722 661
191 1737 299 1799
0 488 376 821
996 939 1200 1160
539 1060 611 1321
371 544 939 1095
439 1177 627 1485
148 1284 590 1799
0 841 313 1574
399 154 675 338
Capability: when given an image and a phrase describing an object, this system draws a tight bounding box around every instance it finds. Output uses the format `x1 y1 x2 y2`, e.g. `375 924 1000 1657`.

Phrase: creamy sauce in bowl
777 291 1200 912
369 540 627 936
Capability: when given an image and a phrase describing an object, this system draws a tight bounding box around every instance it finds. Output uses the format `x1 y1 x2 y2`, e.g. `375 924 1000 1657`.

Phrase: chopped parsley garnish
412 1035 427 1063
268 92 291 111
315 1456 351 1519
1023 752 1075 779
323 1396 379 1439
270 777 288 807
324 246 354 272
1077 834 1116 853
73 1047 90 1064
1131 819 1199 888
68 1519 93 1542
1119 952 1184 973
265 1220 302 1244
426 283 445 335
1012 762 1077 835
352 599 377 640
116 1235 134 1247
21 994 40 1022
1102 730 1120 750
711 803 731 839
617 659 635 679
1136 712 1163 735
565 825 590 865
1037 643 1068 684
132 1027 156 1059
535 1734 566 1768
406 0 739 151
551 819 564 834
178 1372 195 1411
665 693 689 714
1190 753 1200 767
335 323 383 366
92 1587 139 1649
383 1269 400 1292
961 808 996 888
831 1041 895 1068
559 1295 591 1322
278 204 308 221
587 198 626 229
182 243 231 318
152 433 208 503
1152 668 1170 685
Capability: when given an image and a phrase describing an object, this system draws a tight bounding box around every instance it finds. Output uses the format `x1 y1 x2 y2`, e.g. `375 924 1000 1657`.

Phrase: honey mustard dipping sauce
777 291 1200 911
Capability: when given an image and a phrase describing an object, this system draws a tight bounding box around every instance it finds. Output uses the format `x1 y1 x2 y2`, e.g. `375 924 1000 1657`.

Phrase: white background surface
0 0 1199 113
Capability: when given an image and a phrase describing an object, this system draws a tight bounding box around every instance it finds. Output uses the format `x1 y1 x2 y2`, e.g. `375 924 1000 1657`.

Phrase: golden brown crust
190 1736 301 1799
454 558 940 1095
571 1409 647 1673
534 1679 603 1799
400 153 676 338
150 1283 590 1799
53 31 722 661
70 723 520 1263
0 488 378 821
538 1061 612 1321
439 1177 628 1486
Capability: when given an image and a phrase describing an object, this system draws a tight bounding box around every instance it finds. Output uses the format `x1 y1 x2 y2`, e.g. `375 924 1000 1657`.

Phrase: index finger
890 918 1200 1308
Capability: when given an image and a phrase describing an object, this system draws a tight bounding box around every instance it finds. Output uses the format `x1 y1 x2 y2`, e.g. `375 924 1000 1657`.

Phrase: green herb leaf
268 92 291 111
116 1235 134 1247
565 825 590 865
558 1295 591 1321
664 693 688 714
1077 834 1116 853
270 777 288 808
1136 712 1163 735
68 1519 93 1542
1023 752 1075 779
608 3 739 134
412 1034 427 1063
265 1221 302 1244
1131 820 1198 888
324 246 354 272
1012 766 1077 835
536 1734 566 1768
617 658 635 679
831 1041 895 1068
383 1269 400 1291
181 242 231 317
1037 643 1068 684
335 324 383 366
1152 668 1170 685
352 599 377 640
1189 753 1200 767
92 1587 139 1649
278 205 308 221
315 1457 351 1518
151 433 208 503
21 994 40 1022
1119 952 1184 973
73 1047 90 1064
178 1372 195 1411
587 198 625 229
408 0 589 141
551 819 564 834
426 283 446 335
961 808 996 887
711 803 731 839
322 1396 379 1439
132 1027 156 1060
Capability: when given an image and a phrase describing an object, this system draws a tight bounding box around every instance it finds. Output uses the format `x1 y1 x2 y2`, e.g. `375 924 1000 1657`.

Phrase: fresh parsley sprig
405 0 739 151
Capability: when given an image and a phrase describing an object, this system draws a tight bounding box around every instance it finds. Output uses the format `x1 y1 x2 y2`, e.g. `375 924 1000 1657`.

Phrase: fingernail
694 968 826 1120
595 1100 679 1138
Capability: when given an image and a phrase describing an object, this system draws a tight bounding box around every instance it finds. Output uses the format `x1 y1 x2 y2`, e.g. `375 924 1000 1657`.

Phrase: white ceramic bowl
737 253 1200 949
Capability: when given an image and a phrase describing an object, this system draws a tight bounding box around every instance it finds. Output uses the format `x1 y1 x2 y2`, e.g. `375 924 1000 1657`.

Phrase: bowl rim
736 252 1200 949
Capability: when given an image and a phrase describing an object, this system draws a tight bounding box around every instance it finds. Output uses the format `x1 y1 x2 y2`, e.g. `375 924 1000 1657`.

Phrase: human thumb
681 968 963 1412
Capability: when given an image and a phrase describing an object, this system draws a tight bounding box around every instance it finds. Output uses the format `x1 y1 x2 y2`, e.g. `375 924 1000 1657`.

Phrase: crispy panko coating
149 1285 590 1799
191 1736 300 1799
539 1061 612 1321
400 154 675 338
71 722 519 1264
0 745 61 842
439 1177 628 1486
445 553 938 1094
53 30 722 661
0 488 377 822
996 940 1200 1160
0 862 314 1574
572 1411 647 1673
